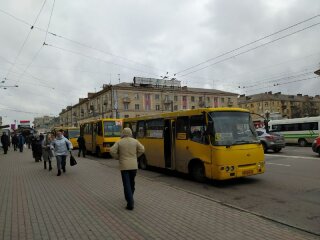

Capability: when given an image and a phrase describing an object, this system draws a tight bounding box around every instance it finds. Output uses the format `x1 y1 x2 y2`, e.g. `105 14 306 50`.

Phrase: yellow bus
80 118 122 157
51 127 80 149
124 108 265 181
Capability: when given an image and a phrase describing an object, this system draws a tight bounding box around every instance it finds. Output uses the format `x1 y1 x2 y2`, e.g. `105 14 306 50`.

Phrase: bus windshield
68 129 80 139
104 121 121 137
209 111 259 146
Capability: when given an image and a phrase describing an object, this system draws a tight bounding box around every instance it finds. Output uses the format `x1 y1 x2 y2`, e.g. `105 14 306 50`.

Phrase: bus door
92 123 97 153
164 119 175 169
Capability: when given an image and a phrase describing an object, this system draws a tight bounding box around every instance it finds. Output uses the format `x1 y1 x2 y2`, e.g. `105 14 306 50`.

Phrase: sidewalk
0 149 318 240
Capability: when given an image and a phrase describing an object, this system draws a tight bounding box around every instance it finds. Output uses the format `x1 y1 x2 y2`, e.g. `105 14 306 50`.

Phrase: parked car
311 136 320 156
256 128 286 153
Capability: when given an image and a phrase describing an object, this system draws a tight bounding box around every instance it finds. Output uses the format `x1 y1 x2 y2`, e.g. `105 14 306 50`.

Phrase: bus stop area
0 150 318 240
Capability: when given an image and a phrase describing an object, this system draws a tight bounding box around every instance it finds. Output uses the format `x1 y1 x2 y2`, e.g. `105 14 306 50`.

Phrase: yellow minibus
124 108 265 181
80 118 122 157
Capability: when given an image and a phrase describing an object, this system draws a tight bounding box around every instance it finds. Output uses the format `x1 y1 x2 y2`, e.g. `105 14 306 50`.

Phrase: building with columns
59 77 239 127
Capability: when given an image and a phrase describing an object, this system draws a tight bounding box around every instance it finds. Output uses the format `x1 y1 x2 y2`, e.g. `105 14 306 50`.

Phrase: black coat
1 135 10 147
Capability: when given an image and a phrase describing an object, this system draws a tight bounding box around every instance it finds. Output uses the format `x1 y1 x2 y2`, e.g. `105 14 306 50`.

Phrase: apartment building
238 92 320 120
59 77 239 127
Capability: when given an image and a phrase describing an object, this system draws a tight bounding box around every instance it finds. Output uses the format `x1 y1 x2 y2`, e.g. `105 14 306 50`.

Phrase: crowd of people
1 127 145 211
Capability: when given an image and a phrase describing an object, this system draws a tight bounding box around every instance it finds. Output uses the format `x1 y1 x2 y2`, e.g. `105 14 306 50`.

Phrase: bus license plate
242 170 253 176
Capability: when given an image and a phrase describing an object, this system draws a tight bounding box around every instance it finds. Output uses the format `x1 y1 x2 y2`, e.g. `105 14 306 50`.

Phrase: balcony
227 101 233 107
123 97 131 103
163 99 172 104
198 100 205 107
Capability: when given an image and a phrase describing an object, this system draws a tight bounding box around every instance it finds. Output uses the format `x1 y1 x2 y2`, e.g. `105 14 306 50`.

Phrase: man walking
110 128 145 210
77 134 86 157
18 134 25 152
51 129 73 176
1 132 10 154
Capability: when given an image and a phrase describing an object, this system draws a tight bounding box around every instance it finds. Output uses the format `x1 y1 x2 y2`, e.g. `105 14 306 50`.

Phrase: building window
156 105 160 111
183 106 187 110
199 97 203 102
134 93 139 99
155 94 160 100
124 103 129 110
191 106 195 109
174 105 178 111
164 95 169 101
221 98 224 103
191 96 195 102
207 97 210 102
174 96 178 101
265 102 268 107
135 104 139 110
124 115 129 118
164 105 170 111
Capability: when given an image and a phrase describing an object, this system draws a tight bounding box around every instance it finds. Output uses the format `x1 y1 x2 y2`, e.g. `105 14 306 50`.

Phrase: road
93 145 320 235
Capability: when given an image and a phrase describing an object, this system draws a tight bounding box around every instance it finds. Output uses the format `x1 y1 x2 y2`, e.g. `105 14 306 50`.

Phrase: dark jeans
3 146 8 154
78 147 86 157
121 170 137 208
13 143 18 151
56 155 67 171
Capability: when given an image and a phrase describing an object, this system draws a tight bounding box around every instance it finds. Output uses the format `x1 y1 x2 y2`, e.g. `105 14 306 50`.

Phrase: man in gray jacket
51 129 73 176
110 128 145 210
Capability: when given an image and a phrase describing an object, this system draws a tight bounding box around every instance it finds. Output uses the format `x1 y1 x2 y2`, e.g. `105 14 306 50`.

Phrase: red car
312 136 320 156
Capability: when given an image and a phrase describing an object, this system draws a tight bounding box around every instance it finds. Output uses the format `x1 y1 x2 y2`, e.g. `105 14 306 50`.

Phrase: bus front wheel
96 147 102 158
138 155 147 170
190 162 206 183
298 139 307 147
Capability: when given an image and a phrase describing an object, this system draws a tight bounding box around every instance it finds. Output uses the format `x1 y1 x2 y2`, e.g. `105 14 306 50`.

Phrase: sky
0 0 319 125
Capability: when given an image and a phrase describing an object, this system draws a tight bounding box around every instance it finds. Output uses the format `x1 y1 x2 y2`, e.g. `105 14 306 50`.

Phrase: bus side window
190 115 208 144
97 121 103 136
137 121 145 138
176 117 189 140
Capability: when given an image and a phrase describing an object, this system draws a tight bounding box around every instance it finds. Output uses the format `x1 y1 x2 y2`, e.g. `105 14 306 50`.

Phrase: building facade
238 92 320 120
33 116 55 131
59 77 239 127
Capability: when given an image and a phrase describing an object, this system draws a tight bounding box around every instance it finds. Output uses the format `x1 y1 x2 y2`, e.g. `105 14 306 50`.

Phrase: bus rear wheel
190 162 206 183
138 155 147 170
298 139 307 147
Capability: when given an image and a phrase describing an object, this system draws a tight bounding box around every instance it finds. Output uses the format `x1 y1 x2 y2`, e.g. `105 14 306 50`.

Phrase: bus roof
79 118 123 125
124 107 249 121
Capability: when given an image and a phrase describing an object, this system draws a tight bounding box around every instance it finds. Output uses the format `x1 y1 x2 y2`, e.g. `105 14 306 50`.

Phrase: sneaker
57 170 61 176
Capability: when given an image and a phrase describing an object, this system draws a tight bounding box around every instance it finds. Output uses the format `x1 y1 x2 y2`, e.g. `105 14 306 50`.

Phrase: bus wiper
232 140 251 145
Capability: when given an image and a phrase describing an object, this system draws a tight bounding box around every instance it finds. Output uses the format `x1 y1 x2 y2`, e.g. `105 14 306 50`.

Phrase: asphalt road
91 145 320 236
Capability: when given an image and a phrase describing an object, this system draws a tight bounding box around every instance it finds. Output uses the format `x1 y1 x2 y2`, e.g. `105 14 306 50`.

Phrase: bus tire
138 155 147 170
298 139 307 147
190 161 206 183
273 148 281 153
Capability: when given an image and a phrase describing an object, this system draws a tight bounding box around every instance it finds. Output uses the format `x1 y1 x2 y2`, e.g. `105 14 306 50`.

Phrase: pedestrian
32 134 43 162
110 128 145 210
51 129 73 176
18 134 25 152
1 132 10 154
77 134 86 157
42 133 54 171
12 133 19 151
26 135 32 149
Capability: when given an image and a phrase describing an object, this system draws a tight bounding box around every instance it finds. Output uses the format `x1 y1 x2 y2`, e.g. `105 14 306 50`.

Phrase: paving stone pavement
0 148 319 240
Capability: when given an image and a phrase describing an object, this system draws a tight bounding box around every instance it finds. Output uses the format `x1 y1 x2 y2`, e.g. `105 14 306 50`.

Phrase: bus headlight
226 166 230 172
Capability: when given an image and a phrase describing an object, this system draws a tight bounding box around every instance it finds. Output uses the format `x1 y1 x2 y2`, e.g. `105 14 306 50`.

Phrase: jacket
51 136 73 156
110 137 145 171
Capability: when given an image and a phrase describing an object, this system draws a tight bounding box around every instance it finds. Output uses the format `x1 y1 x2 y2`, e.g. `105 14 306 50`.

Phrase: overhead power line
4 0 47 79
0 7 168 74
175 14 320 76
45 43 161 77
178 21 320 78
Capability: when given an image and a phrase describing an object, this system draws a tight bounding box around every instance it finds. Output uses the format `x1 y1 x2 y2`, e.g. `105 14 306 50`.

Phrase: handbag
70 153 77 166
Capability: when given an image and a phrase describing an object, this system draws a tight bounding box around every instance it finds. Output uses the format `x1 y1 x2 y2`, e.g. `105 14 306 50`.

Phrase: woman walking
42 133 54 171
51 129 73 176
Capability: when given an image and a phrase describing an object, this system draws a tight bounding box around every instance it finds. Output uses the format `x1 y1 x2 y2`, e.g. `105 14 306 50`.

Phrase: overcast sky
0 0 319 125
